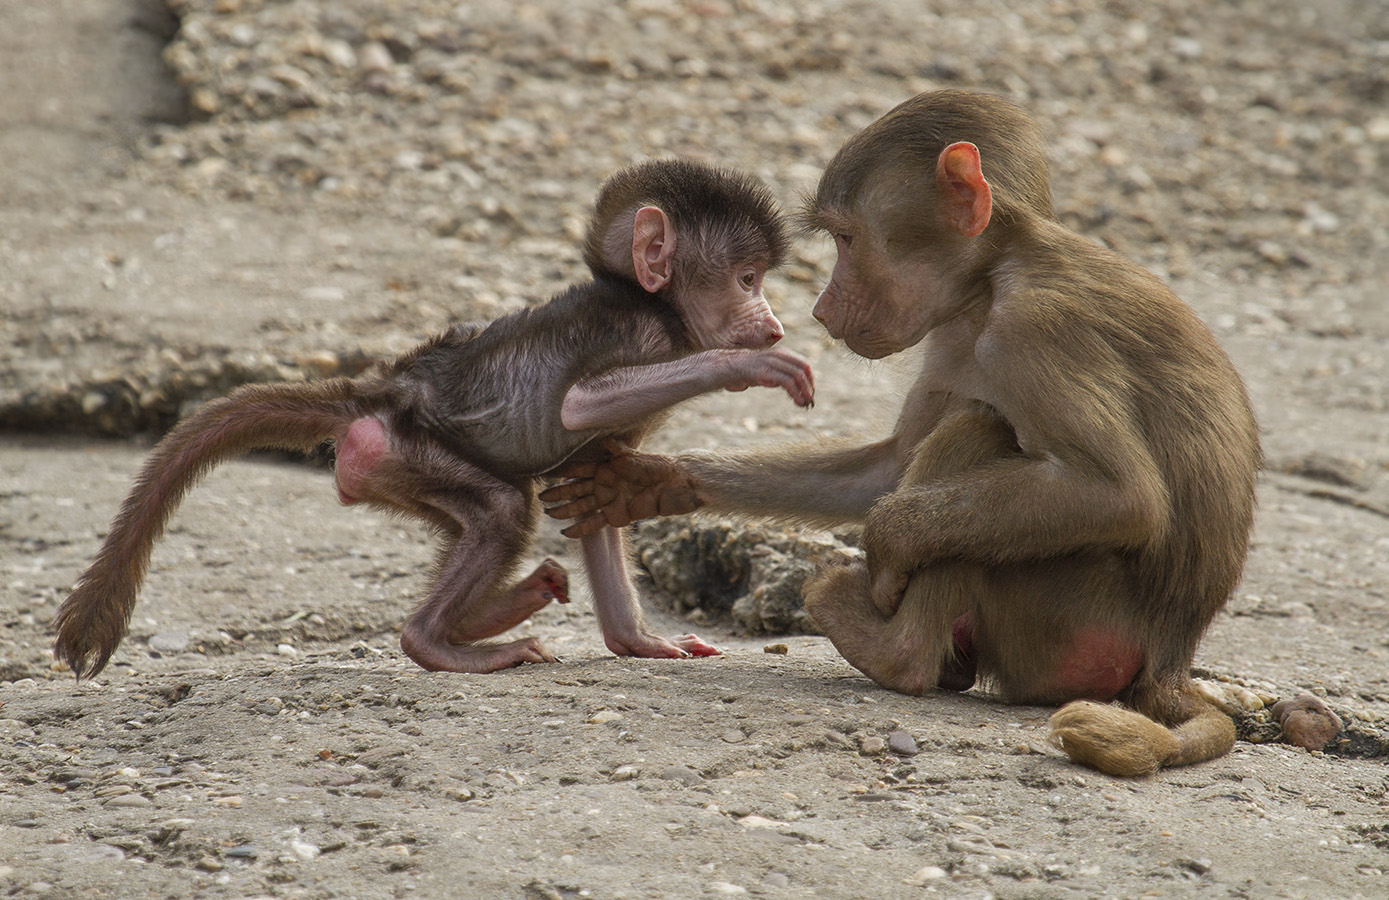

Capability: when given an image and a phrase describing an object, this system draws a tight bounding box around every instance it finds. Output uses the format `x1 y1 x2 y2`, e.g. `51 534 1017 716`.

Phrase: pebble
610 765 640 782
859 735 886 756
358 41 394 73
587 710 623 725
322 39 357 70
823 730 853 749
659 765 704 786
298 350 341 377
1178 857 1213 875
149 631 190 654
105 794 152 808
302 285 347 303
763 643 789 655
1194 680 1266 714
887 730 919 756
903 866 949 885
95 784 133 799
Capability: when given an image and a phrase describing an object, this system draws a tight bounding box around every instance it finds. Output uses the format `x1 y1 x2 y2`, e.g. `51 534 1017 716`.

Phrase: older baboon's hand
861 491 924 617
541 440 702 538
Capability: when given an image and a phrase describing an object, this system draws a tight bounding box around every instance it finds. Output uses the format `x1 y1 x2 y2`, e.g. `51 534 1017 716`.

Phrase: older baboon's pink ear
632 206 675 293
935 142 992 237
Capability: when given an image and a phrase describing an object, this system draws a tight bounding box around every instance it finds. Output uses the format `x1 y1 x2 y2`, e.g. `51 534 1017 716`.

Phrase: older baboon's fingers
539 479 596 504
559 513 610 540
542 493 604 519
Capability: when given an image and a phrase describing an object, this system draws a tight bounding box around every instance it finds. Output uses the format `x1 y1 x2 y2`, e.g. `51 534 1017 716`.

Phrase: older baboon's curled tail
1050 681 1235 777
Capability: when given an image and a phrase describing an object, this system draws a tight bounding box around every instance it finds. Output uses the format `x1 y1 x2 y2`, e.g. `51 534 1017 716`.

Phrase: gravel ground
2 1 1388 898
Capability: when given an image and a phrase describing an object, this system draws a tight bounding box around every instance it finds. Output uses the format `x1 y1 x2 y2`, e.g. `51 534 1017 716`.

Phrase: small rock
887 730 919 756
1256 240 1288 265
1178 857 1213 875
659 765 703 786
1169 37 1202 59
610 764 640 782
722 729 746 743
763 643 789 655
228 23 256 47
299 350 341 377
823 730 853 749
321 38 357 69
904 866 948 885
224 845 258 859
302 285 347 304
1194 680 1266 714
358 41 393 73
587 710 623 725
859 735 887 756
104 794 152 808
149 631 190 654
196 856 223 872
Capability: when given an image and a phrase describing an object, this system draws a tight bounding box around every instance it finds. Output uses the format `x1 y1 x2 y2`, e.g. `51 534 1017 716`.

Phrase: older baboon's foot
803 559 938 697
1273 693 1342 751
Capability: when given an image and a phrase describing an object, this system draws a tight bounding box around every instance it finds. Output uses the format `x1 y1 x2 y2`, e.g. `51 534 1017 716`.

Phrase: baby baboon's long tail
53 379 364 678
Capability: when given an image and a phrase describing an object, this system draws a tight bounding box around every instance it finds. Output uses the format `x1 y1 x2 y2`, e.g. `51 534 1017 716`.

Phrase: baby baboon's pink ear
632 206 675 293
